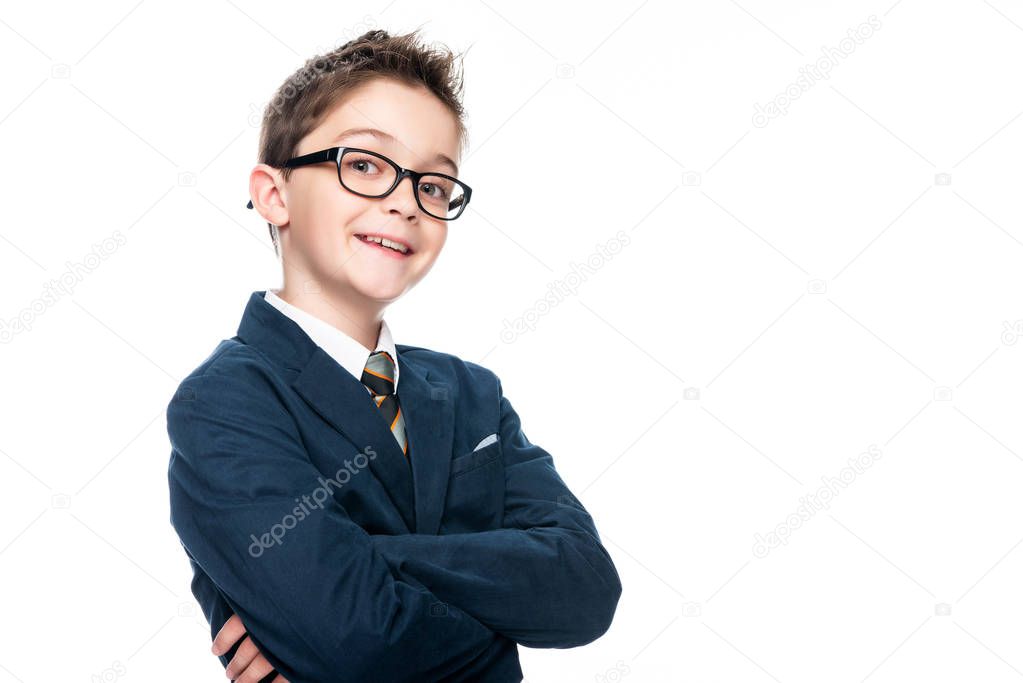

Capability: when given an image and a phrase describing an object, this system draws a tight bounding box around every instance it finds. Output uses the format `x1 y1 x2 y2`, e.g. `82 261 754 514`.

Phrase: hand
211 613 290 682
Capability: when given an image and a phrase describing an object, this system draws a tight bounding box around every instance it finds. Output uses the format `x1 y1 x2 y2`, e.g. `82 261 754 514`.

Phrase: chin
350 278 410 302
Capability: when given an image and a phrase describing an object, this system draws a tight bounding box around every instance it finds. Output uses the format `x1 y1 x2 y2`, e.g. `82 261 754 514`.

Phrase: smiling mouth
354 234 414 256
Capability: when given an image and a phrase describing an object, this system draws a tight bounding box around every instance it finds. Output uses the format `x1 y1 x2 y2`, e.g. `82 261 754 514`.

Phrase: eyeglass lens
339 150 466 219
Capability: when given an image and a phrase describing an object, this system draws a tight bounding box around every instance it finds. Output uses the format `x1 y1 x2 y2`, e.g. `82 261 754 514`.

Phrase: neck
274 283 383 352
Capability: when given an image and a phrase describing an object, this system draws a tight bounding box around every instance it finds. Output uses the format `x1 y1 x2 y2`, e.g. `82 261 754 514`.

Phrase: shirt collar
263 289 399 389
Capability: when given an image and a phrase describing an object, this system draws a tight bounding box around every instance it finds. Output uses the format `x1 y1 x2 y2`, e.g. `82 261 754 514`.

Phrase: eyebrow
333 127 459 176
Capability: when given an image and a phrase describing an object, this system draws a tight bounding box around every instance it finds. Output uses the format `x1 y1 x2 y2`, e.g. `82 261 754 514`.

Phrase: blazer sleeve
166 355 498 683
368 373 623 648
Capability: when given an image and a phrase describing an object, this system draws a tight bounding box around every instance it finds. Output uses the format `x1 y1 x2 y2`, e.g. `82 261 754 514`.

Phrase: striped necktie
360 350 409 458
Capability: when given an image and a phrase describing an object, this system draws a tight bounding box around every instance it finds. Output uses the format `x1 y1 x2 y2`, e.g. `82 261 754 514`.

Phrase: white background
2 1 1022 681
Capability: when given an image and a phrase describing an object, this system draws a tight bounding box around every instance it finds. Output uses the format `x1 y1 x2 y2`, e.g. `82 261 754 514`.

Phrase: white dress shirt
264 289 399 390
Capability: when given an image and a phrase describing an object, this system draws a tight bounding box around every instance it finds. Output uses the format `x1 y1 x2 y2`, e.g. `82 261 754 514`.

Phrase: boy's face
265 78 462 307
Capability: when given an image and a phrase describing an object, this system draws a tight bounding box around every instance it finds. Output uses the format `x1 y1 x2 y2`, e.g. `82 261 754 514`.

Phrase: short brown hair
254 28 469 256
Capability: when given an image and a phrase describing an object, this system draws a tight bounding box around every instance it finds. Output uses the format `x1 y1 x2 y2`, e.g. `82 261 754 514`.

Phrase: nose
380 174 419 221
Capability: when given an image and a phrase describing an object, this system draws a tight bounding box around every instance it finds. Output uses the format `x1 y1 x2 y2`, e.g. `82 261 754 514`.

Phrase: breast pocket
441 440 505 533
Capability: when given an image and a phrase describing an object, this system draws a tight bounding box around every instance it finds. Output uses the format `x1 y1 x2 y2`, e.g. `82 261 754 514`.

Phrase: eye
347 158 381 175
419 182 451 200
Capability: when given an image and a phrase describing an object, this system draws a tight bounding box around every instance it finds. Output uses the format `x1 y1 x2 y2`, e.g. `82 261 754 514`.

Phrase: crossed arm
168 361 621 682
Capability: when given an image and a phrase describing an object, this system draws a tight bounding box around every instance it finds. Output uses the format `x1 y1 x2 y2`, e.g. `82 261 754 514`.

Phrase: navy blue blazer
166 290 622 683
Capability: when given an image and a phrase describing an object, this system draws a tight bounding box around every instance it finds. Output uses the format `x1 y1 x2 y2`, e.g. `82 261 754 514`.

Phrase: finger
234 652 276 683
273 674 291 683
224 635 259 679
211 613 247 656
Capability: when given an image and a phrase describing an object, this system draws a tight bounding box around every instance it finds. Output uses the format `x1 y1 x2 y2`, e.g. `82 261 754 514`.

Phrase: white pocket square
472 432 498 451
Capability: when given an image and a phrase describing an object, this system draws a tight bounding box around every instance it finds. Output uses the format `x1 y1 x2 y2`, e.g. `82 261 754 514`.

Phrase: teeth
359 234 409 254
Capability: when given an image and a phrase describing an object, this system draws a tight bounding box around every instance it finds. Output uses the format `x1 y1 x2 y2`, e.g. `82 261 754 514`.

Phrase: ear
248 164 289 227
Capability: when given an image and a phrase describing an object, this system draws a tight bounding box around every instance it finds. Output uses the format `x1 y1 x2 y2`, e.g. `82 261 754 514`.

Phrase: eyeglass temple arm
246 149 341 209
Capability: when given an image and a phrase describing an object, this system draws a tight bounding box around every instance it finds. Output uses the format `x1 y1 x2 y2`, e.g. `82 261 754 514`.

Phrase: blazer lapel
394 350 454 536
235 290 456 536
293 347 417 532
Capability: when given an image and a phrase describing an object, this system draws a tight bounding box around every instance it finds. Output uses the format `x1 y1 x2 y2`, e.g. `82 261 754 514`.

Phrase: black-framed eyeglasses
245 146 472 221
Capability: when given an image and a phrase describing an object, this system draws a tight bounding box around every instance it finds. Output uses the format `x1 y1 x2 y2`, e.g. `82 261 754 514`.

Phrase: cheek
293 176 362 222
296 198 363 256
423 225 448 255
298 214 339 251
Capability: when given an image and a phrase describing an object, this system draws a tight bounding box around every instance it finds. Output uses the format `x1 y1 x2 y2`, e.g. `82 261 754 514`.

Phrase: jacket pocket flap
450 439 502 476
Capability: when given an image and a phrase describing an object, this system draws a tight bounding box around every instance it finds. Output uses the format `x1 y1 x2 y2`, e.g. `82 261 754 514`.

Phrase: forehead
305 79 461 174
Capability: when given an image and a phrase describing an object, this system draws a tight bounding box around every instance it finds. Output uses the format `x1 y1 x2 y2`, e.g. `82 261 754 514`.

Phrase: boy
166 29 621 683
